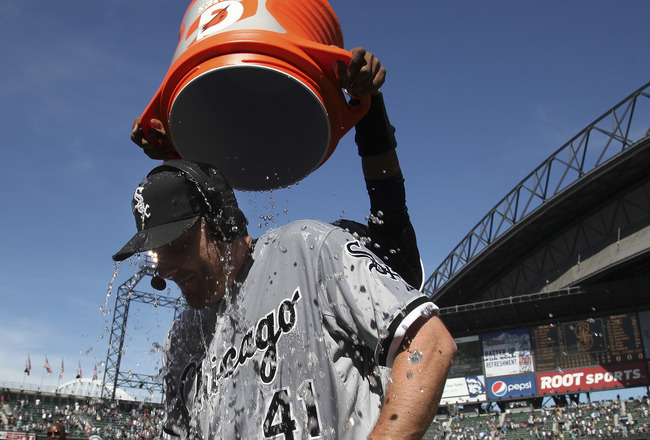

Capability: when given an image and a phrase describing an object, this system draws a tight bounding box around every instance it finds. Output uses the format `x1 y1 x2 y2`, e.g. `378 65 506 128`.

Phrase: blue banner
486 374 537 400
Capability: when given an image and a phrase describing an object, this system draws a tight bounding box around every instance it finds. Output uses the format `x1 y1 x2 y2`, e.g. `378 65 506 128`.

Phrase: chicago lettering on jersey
213 288 302 385
179 288 302 408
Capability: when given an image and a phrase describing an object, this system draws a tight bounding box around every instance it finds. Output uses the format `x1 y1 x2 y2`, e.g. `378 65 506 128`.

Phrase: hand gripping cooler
139 0 370 191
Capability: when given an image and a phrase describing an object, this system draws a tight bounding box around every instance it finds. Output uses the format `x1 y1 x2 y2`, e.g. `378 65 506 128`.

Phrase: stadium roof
433 135 650 307
439 274 650 337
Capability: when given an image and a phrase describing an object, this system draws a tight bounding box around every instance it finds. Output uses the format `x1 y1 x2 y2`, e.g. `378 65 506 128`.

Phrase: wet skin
155 219 250 309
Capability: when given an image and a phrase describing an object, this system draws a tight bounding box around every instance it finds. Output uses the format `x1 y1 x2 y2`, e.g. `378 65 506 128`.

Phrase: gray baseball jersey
162 220 438 439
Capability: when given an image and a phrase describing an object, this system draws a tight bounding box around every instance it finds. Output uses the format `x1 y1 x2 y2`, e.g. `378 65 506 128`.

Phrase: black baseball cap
112 160 241 261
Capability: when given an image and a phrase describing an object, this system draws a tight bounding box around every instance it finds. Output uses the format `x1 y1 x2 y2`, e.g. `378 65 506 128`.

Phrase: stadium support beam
101 256 184 401
425 81 650 301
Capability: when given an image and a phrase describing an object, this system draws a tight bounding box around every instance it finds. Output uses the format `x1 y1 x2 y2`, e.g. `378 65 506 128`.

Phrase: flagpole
40 361 45 391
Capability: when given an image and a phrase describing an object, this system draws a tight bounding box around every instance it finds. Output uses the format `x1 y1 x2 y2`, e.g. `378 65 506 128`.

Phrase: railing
0 380 159 402
424 81 650 298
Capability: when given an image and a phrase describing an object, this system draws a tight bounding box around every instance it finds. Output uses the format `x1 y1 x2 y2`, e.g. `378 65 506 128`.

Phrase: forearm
357 92 407 232
357 92 423 287
369 316 457 439
362 149 401 180
355 92 399 180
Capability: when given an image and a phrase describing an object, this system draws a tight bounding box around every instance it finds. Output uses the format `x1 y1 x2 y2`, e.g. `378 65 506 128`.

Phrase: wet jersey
162 220 438 439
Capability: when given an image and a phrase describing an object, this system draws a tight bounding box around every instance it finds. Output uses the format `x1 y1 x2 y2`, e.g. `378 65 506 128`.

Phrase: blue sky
1 1 649 401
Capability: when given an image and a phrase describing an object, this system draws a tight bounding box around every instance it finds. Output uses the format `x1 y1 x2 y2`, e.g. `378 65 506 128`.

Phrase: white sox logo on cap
133 186 151 226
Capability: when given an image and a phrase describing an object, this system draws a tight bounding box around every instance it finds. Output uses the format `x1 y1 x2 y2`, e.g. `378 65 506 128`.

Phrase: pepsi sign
487 375 536 400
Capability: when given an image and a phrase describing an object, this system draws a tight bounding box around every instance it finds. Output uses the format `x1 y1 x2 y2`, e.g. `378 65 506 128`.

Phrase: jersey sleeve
317 225 439 368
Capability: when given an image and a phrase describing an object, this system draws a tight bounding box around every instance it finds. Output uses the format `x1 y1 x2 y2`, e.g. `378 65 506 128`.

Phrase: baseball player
112 158 456 439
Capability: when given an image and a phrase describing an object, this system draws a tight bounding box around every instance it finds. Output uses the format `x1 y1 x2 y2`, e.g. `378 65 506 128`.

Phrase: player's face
155 219 233 309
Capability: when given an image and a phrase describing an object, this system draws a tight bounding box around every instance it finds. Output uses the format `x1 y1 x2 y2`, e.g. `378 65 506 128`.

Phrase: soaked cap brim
112 215 200 261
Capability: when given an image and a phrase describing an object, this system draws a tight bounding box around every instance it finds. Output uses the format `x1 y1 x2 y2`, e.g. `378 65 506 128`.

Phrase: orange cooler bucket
140 0 369 191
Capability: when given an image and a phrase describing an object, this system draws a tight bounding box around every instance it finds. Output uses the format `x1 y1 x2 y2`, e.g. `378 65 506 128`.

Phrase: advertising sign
0 433 36 440
486 374 537 400
449 335 484 378
482 328 534 377
440 375 487 405
531 313 644 372
638 311 650 358
536 361 648 395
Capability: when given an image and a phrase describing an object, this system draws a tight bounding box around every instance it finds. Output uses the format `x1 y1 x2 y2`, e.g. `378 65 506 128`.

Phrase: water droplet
420 304 435 318
408 349 423 364
406 370 414 380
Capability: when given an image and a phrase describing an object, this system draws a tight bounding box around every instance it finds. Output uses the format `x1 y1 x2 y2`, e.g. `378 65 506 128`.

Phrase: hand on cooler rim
131 117 179 161
336 47 386 98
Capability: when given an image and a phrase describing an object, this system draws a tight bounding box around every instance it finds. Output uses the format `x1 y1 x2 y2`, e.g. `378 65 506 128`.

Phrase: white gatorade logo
197 1 245 41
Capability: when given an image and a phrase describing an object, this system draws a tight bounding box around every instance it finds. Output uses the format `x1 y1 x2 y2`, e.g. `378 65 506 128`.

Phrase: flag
59 358 64 379
76 361 82 379
24 354 31 375
92 364 98 381
44 356 52 375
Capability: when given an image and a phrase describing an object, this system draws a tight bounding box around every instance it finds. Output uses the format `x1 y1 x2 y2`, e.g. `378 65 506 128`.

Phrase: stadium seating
0 396 163 439
3 390 650 439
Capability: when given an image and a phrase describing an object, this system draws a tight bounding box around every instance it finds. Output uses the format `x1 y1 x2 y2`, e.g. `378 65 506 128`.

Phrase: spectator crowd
3 391 650 439
1 395 163 439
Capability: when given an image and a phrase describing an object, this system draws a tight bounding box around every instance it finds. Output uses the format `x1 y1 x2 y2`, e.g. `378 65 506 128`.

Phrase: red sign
536 362 648 394
0 432 36 440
